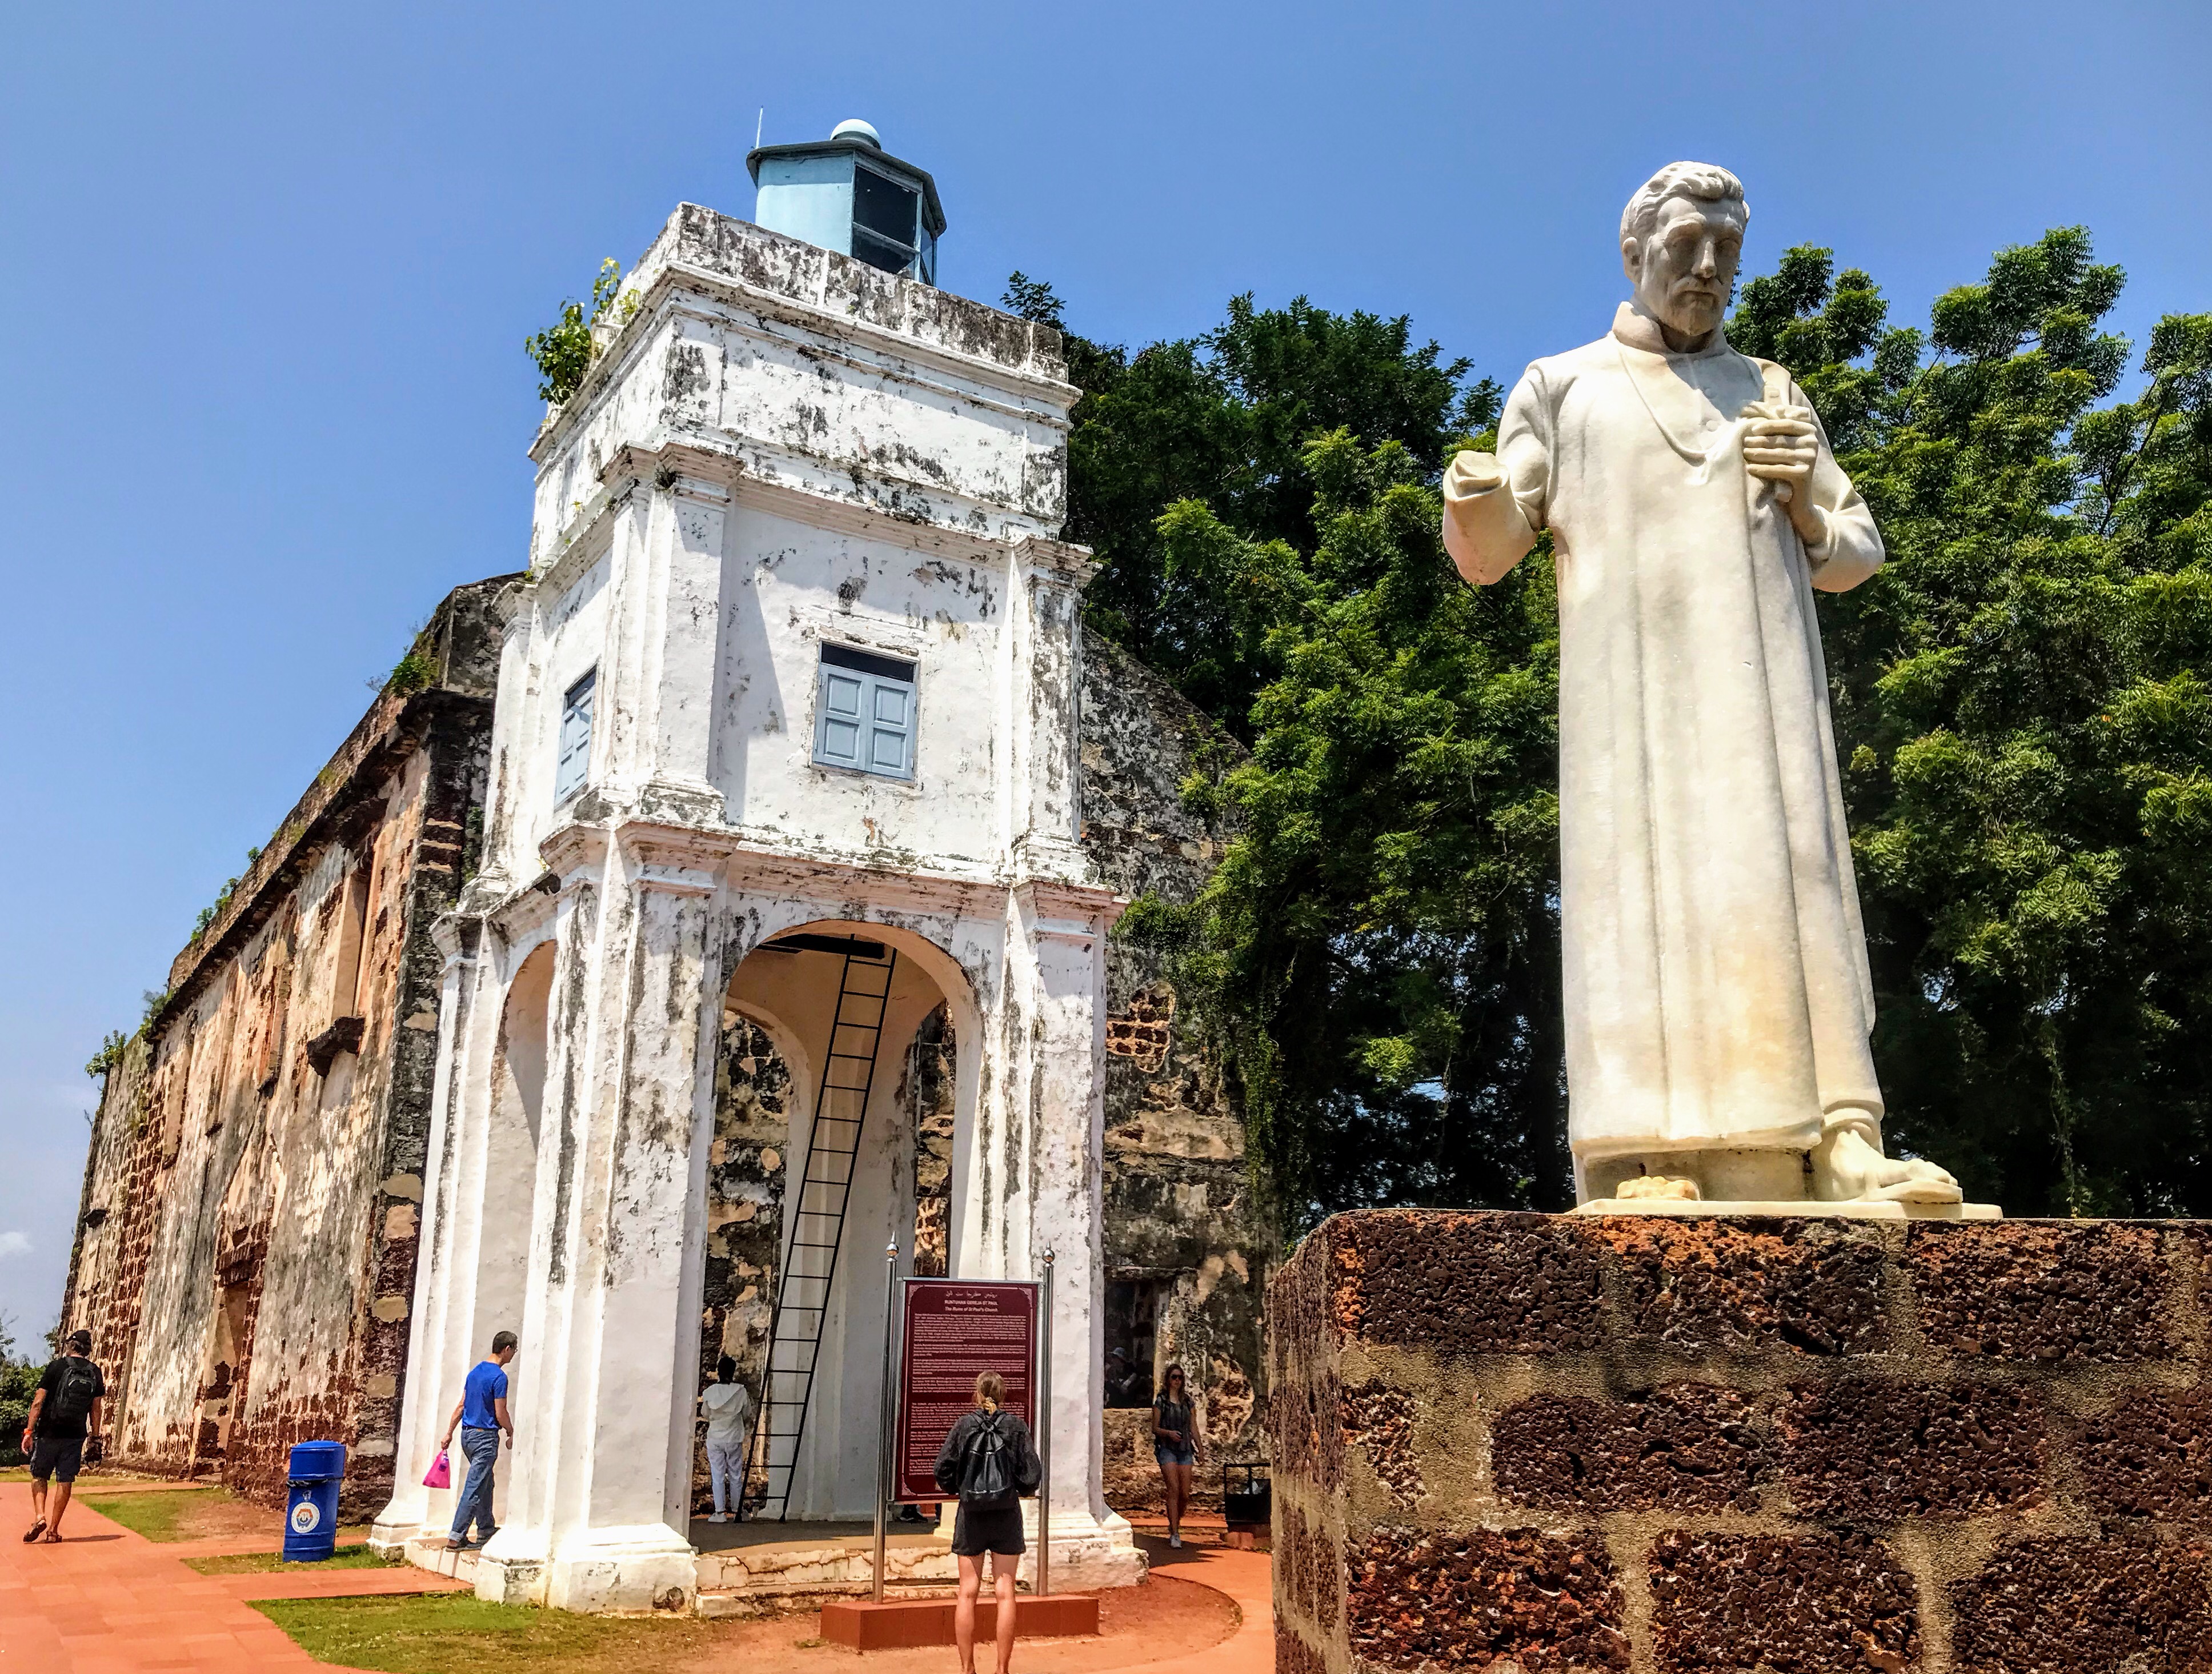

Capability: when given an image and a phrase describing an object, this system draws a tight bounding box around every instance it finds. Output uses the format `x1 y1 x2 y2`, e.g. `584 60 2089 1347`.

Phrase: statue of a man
1442 162 1960 1208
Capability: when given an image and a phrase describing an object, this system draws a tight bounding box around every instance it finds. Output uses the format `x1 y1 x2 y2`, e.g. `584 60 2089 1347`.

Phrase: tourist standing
698 1355 751 1523
19 1329 105 1545
439 1331 516 1551
1151 1364 1203 1548
934 1371 1042 1674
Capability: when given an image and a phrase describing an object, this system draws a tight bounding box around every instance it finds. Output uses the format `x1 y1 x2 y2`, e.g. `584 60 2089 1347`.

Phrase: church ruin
62 122 1270 1612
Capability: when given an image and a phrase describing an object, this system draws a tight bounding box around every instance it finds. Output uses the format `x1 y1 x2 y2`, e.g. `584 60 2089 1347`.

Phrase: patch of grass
79 1488 218 1541
253 1593 734 1674
186 1542 391 1575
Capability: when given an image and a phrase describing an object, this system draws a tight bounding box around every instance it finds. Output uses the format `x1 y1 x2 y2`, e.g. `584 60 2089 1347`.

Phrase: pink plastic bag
423 1449 451 1489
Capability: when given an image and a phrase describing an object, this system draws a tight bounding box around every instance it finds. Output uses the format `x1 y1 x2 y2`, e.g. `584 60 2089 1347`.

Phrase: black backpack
50 1358 100 1424
959 1410 1020 1507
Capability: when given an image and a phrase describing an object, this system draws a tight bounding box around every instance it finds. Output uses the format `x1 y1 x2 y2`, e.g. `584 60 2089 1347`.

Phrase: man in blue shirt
439 1330 516 1551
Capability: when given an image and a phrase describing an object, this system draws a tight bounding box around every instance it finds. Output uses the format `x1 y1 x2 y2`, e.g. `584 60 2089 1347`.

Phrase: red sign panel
894 1279 1038 1503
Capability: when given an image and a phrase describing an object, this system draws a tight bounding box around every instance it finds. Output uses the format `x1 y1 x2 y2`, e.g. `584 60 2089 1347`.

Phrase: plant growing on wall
527 257 639 406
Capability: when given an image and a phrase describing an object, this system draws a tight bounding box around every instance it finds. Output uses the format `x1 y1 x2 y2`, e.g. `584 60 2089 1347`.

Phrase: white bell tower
370 155 1144 1609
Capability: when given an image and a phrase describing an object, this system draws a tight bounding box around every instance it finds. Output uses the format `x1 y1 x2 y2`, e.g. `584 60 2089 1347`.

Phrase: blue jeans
450 1427 500 1541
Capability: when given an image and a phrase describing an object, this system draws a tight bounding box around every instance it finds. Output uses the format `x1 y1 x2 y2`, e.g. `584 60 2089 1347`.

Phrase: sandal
22 1520 45 1543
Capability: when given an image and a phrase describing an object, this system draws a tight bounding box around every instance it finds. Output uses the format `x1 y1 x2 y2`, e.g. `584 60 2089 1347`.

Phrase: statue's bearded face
1626 194 1745 342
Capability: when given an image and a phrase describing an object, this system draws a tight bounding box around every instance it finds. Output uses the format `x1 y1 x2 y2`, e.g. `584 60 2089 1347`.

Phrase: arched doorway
698 923 973 1525
479 943 551 1332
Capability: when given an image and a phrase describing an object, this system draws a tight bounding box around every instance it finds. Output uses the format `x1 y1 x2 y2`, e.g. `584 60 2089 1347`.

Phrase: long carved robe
1444 304 1885 1167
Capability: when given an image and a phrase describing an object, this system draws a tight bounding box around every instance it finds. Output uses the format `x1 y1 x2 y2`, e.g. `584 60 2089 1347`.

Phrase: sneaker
707 1513 730 1524
1169 1534 1181 1549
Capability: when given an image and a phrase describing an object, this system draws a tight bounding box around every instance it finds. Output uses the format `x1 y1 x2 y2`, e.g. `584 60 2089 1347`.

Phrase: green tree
1001 277 1498 729
0 1316 46 1465
1738 231 2212 1215
1123 229 2212 1231
1129 432 1569 1219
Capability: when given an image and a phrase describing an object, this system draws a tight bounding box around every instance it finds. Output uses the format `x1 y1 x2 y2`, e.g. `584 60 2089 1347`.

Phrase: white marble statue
1442 162 1960 1207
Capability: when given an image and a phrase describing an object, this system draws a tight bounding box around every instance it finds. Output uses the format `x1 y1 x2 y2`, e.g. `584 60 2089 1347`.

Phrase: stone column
997 880 1143 1589
472 823 728 1613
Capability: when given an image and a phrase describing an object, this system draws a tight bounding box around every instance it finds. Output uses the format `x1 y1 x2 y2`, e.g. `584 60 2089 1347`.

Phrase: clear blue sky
1 1 2205 1335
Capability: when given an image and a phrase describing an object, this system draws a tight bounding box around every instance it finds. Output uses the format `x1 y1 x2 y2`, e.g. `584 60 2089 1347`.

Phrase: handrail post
1038 1247 1054 1600
873 1242 898 1603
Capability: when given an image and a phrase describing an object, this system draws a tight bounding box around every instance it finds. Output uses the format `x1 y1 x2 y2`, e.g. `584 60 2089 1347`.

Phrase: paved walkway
0 1482 465 1673
1124 1532 1273 1674
2 1481 1274 1674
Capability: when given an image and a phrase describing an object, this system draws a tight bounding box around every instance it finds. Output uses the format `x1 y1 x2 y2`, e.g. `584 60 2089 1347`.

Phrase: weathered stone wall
1081 632 1272 1508
62 578 511 1516
1271 1208 2212 1674
690 1014 790 1512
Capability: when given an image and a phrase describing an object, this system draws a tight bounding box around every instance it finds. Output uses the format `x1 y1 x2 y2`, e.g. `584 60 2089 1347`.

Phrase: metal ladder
743 941 898 1519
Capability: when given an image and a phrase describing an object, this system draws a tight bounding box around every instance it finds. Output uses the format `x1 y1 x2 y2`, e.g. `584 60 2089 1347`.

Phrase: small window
851 165 920 277
813 644 915 780
556 670 596 803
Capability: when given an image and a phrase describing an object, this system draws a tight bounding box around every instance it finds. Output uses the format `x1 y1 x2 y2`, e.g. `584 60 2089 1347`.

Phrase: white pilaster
472 823 727 1613
992 880 1143 1589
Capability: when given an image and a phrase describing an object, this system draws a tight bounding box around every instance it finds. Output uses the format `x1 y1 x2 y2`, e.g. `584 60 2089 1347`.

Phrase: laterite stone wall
1269 1210 2212 1674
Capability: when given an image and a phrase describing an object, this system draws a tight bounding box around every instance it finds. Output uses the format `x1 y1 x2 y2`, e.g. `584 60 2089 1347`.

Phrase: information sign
893 1279 1038 1503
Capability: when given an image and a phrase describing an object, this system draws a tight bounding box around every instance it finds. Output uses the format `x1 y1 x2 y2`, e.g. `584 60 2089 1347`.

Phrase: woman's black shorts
951 1497 1025 1557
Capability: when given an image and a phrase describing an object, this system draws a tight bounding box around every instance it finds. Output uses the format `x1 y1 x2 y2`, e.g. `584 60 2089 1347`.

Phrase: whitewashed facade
367 202 1145 1611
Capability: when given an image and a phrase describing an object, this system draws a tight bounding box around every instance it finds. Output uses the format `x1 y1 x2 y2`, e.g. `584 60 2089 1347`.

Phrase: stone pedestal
1272 1210 2212 1674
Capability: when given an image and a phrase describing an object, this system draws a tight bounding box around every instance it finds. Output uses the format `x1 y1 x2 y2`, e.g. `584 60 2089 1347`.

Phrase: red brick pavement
0 1482 465 1673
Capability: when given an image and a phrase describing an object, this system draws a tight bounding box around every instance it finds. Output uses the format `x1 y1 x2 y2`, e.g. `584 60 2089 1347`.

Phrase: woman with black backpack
933 1371 1042 1674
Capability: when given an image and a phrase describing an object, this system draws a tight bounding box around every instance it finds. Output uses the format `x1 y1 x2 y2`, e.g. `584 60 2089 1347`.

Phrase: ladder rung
747 947 898 1512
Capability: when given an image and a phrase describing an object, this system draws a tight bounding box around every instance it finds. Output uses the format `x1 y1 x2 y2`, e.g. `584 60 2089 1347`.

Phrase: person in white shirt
697 1356 752 1523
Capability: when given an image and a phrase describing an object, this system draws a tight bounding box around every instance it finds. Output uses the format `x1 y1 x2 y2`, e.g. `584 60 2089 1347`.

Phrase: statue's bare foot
1814 1119 1961 1204
1616 1174 1700 1202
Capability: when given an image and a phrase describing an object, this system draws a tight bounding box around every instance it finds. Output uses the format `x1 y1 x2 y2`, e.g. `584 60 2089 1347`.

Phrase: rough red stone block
2078 1388 2212 1521
1340 1382 1420 1505
1593 1218 1889 1355
1493 1385 1762 1514
1347 1526 1628 1671
1777 1379 2044 1520
1273 1372 1344 1493
1277 1625 1327 1674
1279 1500 1340 1633
1648 1531 1918 1674
1334 1211 1605 1353
1948 1536 2212 1673
1908 1221 2175 1361
1272 1211 2212 1674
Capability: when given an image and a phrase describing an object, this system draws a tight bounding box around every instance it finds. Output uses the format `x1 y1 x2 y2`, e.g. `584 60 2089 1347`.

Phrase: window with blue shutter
813 644 915 780
555 670 595 803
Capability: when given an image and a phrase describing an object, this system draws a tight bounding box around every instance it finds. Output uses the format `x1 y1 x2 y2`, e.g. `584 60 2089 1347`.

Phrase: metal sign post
873 1242 898 1604
1037 1247 1054 1600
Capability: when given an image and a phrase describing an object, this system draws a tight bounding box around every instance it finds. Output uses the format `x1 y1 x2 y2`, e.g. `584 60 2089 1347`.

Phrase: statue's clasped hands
1741 401 1828 547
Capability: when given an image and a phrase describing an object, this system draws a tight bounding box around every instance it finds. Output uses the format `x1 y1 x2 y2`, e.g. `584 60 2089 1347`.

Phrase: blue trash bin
282 1440 348 1562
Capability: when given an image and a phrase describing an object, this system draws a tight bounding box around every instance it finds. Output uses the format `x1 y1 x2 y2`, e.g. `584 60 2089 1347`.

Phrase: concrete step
823 1593 1102 1649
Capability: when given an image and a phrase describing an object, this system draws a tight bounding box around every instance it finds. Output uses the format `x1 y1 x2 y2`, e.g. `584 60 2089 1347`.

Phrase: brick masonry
1271 1210 2212 1674
62 578 509 1518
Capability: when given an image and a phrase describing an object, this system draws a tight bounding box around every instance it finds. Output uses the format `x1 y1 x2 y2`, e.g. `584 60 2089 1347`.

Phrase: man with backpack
20 1328 106 1544
933 1371 1043 1674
